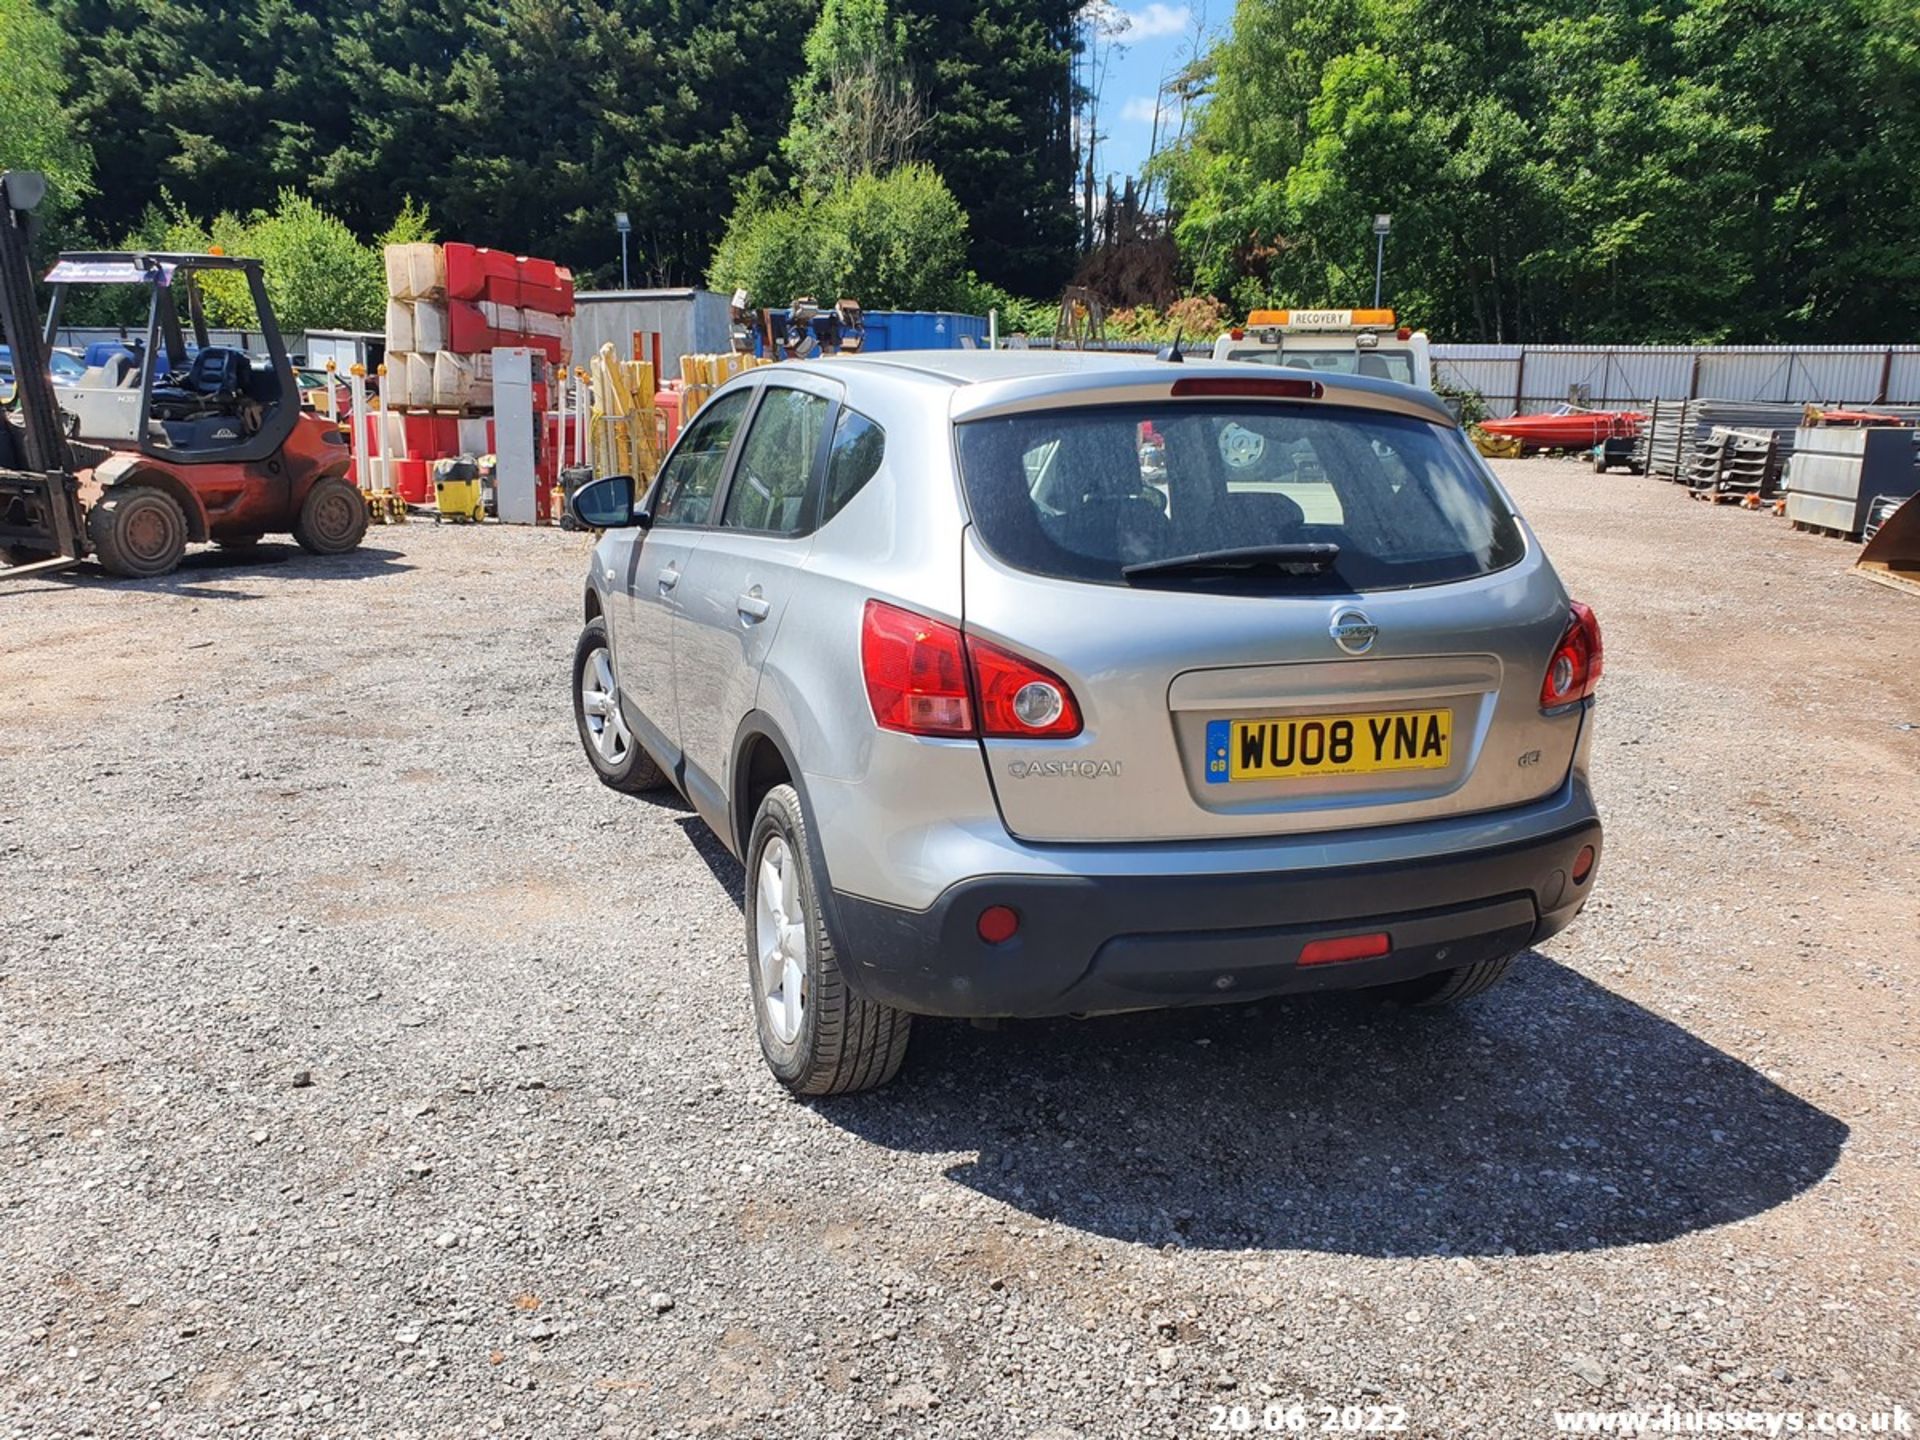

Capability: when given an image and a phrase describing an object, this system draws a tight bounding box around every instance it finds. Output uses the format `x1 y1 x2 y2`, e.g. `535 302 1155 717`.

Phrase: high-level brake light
1171 377 1324 401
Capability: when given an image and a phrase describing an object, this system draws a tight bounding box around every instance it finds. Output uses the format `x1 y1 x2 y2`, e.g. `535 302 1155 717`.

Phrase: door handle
736 590 771 622
658 565 679 593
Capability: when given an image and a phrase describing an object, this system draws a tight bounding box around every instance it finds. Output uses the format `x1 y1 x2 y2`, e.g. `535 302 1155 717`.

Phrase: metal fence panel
1436 343 1920 411
1785 349 1893 405
1432 346 1521 415
1693 351 1791 403
1600 350 1697 406
1888 351 1920 403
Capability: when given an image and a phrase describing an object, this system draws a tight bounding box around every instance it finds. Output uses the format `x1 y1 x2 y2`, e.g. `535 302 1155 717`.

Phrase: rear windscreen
1227 347 1418 386
954 403 1525 591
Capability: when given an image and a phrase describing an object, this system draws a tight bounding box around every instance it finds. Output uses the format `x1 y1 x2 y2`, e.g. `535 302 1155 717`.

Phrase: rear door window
955 403 1523 592
721 385 831 535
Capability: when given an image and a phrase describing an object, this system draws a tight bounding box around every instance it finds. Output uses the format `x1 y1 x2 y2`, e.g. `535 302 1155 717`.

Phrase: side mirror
568 473 648 530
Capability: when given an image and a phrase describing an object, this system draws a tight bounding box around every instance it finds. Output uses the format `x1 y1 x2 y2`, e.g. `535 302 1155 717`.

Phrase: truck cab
1212 309 1432 390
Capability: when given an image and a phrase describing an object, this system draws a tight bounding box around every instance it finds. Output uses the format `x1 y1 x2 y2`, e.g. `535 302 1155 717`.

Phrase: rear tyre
88 485 188 578
1377 952 1519 1007
747 783 911 1096
292 477 368 555
571 618 667 792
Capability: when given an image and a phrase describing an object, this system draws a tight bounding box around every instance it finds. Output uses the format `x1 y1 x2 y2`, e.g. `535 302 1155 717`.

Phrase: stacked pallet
1641 400 1806 482
378 241 580 511
1685 427 1781 502
678 351 769 418
384 242 575 415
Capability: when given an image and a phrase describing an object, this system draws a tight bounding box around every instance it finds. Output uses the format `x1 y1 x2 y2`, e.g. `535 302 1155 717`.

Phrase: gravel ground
2 462 1915 1439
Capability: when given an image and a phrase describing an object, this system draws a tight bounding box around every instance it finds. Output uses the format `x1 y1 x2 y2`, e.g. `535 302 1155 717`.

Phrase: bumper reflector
977 905 1021 945
1299 932 1391 967
1572 845 1596 883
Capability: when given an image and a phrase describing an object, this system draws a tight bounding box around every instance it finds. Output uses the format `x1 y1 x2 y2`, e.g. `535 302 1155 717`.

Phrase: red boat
1479 408 1644 451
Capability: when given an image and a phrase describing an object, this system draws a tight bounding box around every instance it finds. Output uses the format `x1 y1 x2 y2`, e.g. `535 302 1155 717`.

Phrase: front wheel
292 477 368 555
1376 952 1519 1007
571 617 667 792
88 485 188 578
746 783 911 1096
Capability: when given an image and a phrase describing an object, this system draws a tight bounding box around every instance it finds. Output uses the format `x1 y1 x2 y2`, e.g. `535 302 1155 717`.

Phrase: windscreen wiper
1121 543 1341 582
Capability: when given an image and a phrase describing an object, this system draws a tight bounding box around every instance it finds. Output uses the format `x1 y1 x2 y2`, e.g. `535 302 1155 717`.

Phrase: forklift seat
81 353 139 390
184 347 250 398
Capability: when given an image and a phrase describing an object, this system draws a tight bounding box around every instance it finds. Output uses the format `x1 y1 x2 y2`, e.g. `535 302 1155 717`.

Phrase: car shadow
0 543 413 600
812 953 1847 1257
675 814 743 907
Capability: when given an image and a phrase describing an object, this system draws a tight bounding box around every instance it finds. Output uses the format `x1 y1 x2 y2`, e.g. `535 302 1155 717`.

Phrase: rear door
615 386 753 770
954 391 1584 843
671 380 836 811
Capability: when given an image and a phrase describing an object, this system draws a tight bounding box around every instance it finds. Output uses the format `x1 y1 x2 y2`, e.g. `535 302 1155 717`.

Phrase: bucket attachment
1854 494 1920 598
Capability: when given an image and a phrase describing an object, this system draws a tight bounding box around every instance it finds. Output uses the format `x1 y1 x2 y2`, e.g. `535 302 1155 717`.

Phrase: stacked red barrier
378 241 579 513
444 244 575 365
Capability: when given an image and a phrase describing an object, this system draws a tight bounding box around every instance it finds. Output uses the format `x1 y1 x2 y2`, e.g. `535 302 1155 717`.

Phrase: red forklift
0 169 368 580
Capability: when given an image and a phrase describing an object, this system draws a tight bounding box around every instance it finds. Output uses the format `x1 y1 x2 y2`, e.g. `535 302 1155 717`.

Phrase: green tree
708 163 972 310
0 0 94 219
896 0 1083 293
1163 0 1911 342
786 0 924 189
241 190 387 333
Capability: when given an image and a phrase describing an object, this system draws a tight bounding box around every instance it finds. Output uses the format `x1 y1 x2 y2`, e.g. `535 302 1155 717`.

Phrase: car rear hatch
951 375 1587 844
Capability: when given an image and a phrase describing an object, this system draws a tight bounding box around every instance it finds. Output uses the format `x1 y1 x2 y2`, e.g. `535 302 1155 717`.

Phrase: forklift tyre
88 486 188 578
292 477 369 556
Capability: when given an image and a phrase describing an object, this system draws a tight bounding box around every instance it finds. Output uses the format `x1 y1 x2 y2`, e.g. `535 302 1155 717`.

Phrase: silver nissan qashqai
569 351 1603 1096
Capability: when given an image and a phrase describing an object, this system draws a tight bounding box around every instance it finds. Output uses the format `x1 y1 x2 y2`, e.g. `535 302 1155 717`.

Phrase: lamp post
615 210 631 290
1371 213 1392 309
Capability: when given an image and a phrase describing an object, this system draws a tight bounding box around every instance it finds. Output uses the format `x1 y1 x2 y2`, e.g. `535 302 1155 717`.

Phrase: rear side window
652 387 752 526
954 403 1523 592
821 407 884 524
722 386 831 534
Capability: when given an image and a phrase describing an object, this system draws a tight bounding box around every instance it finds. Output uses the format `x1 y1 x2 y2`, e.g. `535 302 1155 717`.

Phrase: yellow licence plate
1204 709 1453 784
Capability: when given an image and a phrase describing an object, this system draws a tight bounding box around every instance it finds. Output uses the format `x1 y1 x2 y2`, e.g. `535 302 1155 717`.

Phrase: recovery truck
1213 308 1432 389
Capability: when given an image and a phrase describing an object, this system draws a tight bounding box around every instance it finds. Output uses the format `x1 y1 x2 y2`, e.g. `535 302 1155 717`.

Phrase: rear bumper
830 800 1601 1018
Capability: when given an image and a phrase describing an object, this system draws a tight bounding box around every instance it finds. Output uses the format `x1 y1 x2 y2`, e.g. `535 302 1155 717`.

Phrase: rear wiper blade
1122 543 1340 582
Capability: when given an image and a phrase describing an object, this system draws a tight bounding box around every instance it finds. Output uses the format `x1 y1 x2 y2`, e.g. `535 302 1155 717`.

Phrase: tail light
1540 602 1603 709
861 600 973 736
862 600 1083 739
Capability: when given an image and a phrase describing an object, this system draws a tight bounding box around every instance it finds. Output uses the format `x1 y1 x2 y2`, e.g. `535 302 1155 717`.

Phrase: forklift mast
0 170 85 574
0 171 70 475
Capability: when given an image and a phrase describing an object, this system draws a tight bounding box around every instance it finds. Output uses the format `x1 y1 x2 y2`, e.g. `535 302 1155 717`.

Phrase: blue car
0 345 89 400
